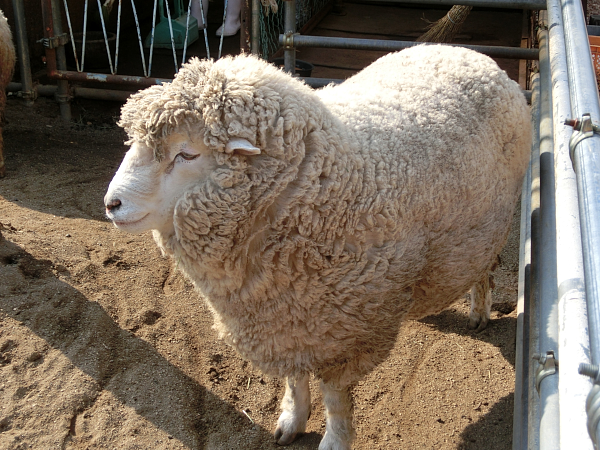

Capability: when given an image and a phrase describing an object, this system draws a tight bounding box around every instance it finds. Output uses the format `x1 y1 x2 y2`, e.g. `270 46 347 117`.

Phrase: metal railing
513 0 600 447
8 0 600 448
21 0 332 117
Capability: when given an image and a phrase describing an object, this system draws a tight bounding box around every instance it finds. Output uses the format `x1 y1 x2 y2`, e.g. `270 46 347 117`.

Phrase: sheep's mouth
113 213 149 228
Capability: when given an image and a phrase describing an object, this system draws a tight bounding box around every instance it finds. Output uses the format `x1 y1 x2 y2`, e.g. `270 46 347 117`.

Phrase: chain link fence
258 0 330 59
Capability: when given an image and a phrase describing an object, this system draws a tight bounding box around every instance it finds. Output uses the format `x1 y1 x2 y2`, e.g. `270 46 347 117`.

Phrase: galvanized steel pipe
536 28 560 450
47 69 170 87
279 35 539 60
46 0 71 121
7 82 134 102
251 0 260 54
560 0 600 444
11 0 34 103
355 0 546 9
546 0 594 448
513 104 535 449
283 0 296 75
560 0 600 375
527 72 542 450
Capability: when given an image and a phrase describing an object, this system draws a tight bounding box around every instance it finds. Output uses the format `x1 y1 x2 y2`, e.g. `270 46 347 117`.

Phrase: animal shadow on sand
418 306 517 368
0 237 283 449
419 306 517 450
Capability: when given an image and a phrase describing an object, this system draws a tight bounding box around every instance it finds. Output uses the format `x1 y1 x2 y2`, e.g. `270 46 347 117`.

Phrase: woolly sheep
104 46 531 449
0 8 16 178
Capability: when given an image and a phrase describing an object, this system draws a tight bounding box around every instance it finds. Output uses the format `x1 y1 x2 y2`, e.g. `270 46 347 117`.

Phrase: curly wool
124 47 531 384
119 55 309 162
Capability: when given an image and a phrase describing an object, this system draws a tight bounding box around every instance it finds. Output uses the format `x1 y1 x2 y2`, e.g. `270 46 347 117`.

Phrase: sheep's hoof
469 312 489 333
274 411 306 446
318 431 352 450
274 427 299 446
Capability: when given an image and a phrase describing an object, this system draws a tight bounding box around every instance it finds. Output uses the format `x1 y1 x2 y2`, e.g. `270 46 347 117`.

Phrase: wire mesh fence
60 0 217 77
52 0 330 83
258 0 330 59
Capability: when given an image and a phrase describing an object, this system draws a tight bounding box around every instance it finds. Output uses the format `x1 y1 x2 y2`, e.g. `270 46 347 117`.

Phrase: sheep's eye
176 151 200 162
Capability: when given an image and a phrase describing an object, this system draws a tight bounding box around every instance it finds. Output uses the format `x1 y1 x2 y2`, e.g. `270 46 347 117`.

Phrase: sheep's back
317 44 531 317
164 48 531 378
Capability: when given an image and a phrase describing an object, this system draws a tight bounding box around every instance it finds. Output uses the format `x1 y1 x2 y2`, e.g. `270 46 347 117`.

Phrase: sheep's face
104 133 218 236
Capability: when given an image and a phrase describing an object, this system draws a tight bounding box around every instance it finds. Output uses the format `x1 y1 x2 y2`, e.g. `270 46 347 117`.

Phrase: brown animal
0 8 16 177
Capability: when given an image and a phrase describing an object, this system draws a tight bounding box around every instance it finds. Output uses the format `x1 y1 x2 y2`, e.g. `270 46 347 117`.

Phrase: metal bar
513 118 533 449
546 0 594 447
40 0 57 75
561 0 600 383
218 0 228 59
7 82 56 96
130 0 148 77
62 0 81 72
195 0 210 59
281 35 539 60
93 0 114 75
537 28 560 450
11 0 35 103
8 82 134 101
283 0 296 74
301 77 341 88
353 0 546 9
148 0 158 76
46 69 170 86
44 0 71 121
163 0 179 72
71 86 133 101
115 0 122 73
241 0 250 53
82 0 88 71
561 0 600 445
251 0 259 54
183 0 191 64
527 71 541 450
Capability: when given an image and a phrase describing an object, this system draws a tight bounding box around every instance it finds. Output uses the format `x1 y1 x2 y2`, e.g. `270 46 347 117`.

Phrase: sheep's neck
158 127 377 301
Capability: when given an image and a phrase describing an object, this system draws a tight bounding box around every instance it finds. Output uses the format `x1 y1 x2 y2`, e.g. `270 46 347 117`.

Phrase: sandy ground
0 94 520 450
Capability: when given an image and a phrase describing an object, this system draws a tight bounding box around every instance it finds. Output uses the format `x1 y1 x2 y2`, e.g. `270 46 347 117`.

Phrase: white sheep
0 8 16 178
104 46 531 449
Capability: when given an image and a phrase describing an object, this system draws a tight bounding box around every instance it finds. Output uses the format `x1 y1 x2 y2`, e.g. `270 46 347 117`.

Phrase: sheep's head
104 132 259 235
105 54 321 257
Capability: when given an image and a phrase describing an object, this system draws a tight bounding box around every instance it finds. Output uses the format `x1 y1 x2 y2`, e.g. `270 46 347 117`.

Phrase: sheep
104 45 531 449
0 8 16 178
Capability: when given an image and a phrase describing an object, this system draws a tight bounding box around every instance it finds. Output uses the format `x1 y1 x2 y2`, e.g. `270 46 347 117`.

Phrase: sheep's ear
225 138 261 156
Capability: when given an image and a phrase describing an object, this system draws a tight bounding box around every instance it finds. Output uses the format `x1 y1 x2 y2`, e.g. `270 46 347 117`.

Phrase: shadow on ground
0 237 275 448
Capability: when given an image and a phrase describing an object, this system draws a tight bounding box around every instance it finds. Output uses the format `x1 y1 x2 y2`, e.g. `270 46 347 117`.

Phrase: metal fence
8 0 600 448
257 0 330 59
19 0 334 116
515 0 600 446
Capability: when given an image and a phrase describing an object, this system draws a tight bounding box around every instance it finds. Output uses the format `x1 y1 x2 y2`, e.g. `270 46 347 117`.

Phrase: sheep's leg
318 380 355 450
469 273 492 332
274 374 311 445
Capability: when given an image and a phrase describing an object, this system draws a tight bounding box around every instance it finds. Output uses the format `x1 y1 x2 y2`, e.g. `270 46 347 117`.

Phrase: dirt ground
0 89 520 450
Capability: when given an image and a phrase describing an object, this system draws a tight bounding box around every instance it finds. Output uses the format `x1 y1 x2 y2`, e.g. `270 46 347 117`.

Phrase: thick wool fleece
120 46 531 386
0 8 15 176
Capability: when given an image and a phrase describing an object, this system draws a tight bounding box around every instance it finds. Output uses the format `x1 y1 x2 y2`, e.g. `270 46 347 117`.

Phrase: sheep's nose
105 198 122 212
